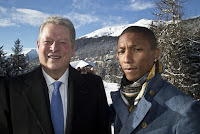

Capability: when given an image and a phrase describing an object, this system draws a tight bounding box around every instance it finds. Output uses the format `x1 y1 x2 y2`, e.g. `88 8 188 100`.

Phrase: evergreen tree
0 45 7 76
9 39 28 76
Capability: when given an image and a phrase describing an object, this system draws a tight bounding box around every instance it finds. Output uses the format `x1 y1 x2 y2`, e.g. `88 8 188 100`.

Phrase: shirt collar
42 68 69 86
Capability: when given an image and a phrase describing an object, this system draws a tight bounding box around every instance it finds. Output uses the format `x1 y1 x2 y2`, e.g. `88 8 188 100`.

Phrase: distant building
70 60 95 69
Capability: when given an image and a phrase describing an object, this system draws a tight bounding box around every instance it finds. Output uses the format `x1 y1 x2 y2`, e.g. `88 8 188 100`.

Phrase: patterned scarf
120 60 164 112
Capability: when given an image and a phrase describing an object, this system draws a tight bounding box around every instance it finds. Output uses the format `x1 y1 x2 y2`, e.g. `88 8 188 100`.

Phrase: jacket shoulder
151 76 199 114
2 67 42 89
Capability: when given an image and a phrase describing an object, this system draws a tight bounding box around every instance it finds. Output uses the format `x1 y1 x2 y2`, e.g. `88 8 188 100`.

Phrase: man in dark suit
0 15 110 134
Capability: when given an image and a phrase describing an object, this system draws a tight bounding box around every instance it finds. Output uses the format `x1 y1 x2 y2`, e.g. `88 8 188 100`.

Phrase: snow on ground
103 81 119 105
103 81 119 134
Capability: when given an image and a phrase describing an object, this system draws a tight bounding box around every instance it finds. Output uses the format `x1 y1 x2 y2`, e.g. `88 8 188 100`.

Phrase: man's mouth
48 55 61 59
124 67 137 72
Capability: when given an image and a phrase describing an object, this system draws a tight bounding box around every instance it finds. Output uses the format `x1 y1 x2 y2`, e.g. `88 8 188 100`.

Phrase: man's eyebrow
118 46 125 49
131 44 139 47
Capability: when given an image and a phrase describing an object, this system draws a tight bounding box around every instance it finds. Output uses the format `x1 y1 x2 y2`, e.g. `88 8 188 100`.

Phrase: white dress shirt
42 68 69 133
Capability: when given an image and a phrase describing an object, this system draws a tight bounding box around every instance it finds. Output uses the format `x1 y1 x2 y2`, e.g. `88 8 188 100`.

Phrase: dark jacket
111 74 200 134
0 76 5 80
0 66 110 134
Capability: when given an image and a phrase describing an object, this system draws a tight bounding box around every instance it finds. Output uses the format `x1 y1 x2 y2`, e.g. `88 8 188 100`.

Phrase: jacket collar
111 91 151 134
22 66 54 134
22 65 88 134
111 74 164 134
66 65 88 133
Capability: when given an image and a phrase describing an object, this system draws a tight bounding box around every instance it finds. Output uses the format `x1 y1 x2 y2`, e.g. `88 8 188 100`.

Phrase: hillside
72 17 200 100
24 17 200 100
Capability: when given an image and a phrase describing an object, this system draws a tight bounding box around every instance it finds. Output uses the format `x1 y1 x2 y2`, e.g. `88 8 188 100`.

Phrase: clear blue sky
0 0 199 54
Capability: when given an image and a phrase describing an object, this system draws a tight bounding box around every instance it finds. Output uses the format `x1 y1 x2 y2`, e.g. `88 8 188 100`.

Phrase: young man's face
118 32 159 82
37 23 76 79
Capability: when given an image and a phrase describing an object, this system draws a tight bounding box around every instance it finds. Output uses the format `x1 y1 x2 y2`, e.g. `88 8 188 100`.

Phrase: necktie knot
53 81 62 90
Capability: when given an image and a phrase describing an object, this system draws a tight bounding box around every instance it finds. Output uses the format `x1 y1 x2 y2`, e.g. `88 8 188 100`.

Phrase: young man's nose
124 50 133 63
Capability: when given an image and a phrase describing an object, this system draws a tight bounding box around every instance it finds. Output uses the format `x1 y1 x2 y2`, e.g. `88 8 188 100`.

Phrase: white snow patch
79 19 153 39
103 81 119 105
70 60 95 69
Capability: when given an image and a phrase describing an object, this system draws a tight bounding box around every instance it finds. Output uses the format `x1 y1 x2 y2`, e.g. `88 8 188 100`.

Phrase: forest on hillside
72 17 200 100
0 0 200 100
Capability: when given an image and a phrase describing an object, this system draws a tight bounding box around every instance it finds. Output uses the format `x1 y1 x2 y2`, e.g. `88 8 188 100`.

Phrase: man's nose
124 50 133 63
50 41 59 52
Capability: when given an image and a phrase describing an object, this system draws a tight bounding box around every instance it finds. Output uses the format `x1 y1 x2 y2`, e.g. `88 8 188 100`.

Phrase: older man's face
37 23 76 79
118 32 159 82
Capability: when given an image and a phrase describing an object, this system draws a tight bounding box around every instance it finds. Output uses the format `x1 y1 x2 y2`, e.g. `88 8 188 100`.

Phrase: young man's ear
154 48 160 61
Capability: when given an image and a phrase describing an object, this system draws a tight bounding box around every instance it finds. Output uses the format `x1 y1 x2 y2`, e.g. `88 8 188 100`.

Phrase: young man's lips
124 68 137 72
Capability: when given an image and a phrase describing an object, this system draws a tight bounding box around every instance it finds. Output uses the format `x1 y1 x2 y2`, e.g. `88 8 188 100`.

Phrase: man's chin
125 74 139 82
42 65 60 71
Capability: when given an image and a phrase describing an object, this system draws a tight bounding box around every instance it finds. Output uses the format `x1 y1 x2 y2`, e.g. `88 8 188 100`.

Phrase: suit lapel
111 91 129 124
120 97 151 134
66 66 88 134
111 91 151 134
22 67 54 134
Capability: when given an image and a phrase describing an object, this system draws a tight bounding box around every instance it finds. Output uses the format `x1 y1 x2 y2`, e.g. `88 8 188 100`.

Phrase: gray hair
38 15 76 45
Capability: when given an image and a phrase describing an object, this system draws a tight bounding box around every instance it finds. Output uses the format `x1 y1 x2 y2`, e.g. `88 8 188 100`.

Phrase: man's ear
72 43 77 57
154 48 160 61
37 40 39 54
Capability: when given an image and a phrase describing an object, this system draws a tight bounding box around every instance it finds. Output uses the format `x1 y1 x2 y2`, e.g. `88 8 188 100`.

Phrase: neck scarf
120 60 164 112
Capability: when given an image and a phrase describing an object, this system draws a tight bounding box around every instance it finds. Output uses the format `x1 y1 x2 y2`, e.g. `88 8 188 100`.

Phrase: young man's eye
134 48 142 52
136 49 142 51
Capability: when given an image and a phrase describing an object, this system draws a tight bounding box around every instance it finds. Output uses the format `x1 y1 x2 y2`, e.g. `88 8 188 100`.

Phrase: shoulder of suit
5 66 41 82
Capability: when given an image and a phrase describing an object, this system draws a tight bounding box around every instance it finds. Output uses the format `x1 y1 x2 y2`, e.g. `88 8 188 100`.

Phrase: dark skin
79 32 160 81
77 67 95 74
117 32 160 82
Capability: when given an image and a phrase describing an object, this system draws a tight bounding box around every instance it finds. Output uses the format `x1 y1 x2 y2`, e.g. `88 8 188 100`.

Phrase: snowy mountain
24 18 153 61
23 48 38 61
79 19 153 39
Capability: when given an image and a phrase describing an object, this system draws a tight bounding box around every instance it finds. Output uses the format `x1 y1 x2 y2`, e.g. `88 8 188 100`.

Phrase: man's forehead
120 32 146 39
117 42 140 49
118 34 151 49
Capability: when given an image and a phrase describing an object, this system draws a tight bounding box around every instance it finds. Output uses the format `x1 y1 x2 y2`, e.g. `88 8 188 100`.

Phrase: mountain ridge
23 18 154 60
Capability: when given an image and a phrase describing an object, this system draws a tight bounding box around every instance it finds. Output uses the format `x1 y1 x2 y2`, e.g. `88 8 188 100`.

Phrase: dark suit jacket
0 76 5 80
0 66 110 134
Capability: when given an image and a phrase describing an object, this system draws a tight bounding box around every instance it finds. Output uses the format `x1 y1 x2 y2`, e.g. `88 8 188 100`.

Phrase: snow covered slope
79 19 153 39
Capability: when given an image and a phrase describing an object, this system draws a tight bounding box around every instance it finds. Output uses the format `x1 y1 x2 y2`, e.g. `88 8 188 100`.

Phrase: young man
0 15 110 134
111 26 200 134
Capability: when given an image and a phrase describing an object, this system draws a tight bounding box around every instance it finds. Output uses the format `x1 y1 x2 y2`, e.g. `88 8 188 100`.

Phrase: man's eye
118 50 125 55
134 48 142 51
44 41 51 44
60 42 67 45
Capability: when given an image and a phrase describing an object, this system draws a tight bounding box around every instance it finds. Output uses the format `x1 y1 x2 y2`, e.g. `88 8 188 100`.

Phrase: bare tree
153 0 187 24
151 0 200 100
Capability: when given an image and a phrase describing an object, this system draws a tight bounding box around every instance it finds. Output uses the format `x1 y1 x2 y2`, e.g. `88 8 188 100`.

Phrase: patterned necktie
51 81 64 134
